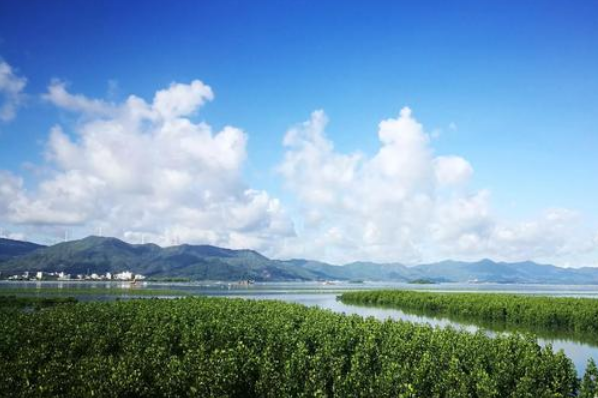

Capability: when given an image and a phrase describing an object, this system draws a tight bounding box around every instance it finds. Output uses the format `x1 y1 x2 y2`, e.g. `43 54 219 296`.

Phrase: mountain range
1 236 598 284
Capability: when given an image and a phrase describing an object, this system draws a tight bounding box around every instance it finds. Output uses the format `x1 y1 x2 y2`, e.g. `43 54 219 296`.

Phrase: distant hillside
0 236 316 281
416 259 598 284
1 236 598 283
0 238 45 262
289 260 419 282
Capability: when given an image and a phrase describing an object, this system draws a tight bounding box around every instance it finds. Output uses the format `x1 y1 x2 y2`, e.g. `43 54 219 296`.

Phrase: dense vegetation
0 286 189 297
2 297 597 397
340 290 598 336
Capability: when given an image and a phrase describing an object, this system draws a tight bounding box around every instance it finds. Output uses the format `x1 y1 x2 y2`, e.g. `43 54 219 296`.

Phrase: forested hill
0 238 46 262
0 236 316 281
1 236 598 283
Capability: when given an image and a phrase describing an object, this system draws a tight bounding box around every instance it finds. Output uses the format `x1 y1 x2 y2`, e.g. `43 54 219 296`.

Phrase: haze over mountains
1 236 597 284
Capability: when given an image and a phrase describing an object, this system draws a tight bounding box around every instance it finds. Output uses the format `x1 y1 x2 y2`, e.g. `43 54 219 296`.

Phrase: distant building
4 269 137 282
115 271 133 280
58 272 70 280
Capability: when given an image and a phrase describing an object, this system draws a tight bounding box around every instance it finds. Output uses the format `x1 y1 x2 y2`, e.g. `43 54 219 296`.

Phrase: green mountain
289 260 419 281
0 236 315 281
1 236 598 283
0 238 46 262
415 259 598 284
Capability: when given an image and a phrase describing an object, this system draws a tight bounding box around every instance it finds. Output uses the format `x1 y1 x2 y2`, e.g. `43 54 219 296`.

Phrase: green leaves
0 297 587 397
580 359 598 398
340 290 598 340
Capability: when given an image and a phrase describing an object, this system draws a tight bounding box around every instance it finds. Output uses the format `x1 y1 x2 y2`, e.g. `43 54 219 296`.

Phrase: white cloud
277 108 598 266
279 110 361 208
431 190 492 244
152 80 213 119
0 171 24 217
0 60 27 121
43 80 115 116
1 72 596 266
1 80 295 253
434 156 473 186
485 209 595 262
279 107 455 263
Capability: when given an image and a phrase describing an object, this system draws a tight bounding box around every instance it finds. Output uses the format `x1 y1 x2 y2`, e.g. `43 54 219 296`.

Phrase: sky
0 1 597 267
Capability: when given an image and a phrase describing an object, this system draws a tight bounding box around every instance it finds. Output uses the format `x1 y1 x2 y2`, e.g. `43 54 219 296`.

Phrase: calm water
3 280 598 375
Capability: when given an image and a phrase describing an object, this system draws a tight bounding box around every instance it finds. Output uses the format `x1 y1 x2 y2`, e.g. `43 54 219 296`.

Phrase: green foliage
580 359 598 398
0 297 587 397
340 290 598 337
0 287 189 297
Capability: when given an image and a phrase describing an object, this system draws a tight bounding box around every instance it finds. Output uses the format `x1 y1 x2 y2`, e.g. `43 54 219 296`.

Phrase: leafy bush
340 290 598 336
0 297 587 397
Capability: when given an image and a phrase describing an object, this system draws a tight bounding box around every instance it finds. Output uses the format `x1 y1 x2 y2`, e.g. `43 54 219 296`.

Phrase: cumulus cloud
1 80 294 252
277 108 597 265
1 72 596 266
153 80 213 119
434 156 473 186
279 107 463 263
0 60 27 121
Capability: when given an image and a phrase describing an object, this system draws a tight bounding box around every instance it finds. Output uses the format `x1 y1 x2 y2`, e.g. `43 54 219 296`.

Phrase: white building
36 271 43 280
57 272 70 280
114 271 133 280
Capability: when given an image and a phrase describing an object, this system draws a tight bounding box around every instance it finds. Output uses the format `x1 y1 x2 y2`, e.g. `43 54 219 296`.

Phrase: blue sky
0 1 597 266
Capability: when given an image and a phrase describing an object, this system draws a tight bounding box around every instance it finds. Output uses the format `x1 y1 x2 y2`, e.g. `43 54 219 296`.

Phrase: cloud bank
277 108 597 265
0 80 294 252
0 71 596 266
